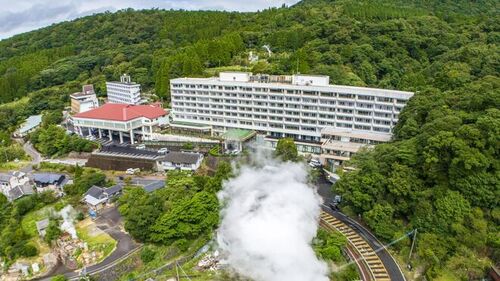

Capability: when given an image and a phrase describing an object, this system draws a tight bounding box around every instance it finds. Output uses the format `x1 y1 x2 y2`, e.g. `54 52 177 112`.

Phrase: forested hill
0 0 497 104
0 1 498 280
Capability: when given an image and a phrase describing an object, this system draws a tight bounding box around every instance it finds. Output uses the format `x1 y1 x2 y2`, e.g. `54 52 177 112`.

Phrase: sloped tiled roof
74 103 167 121
33 173 65 184
160 151 202 165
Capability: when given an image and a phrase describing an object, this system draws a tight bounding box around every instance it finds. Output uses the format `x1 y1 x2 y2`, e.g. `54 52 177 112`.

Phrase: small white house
157 151 203 172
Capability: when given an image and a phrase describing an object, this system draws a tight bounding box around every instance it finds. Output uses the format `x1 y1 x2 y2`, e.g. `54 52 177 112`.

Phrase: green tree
42 110 63 127
275 138 298 162
44 219 62 244
151 191 219 246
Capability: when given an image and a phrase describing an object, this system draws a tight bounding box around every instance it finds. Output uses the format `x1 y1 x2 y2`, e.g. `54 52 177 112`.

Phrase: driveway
18 140 42 173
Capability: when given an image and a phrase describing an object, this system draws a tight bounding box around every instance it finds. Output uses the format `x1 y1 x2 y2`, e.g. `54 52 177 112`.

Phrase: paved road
115 176 166 192
316 175 406 281
38 207 141 281
21 141 42 172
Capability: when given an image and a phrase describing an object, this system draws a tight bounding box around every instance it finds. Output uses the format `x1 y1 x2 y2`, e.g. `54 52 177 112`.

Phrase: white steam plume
59 205 78 239
217 155 328 281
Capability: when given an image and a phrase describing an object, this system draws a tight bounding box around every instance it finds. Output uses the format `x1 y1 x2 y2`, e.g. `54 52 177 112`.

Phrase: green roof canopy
222 129 256 141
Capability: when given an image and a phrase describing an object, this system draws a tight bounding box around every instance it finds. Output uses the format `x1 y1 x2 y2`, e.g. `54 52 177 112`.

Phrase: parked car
158 147 169 154
85 135 96 141
309 159 322 168
126 168 140 175
136 144 146 150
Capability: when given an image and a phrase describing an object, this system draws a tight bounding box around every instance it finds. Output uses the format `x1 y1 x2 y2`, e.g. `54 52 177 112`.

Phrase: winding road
316 175 406 281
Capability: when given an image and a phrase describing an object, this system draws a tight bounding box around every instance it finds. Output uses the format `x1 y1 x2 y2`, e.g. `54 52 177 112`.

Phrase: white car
126 168 140 175
309 159 322 168
136 144 146 150
158 147 169 154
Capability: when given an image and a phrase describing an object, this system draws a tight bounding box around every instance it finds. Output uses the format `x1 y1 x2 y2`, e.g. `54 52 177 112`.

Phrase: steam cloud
217 155 328 281
59 205 78 239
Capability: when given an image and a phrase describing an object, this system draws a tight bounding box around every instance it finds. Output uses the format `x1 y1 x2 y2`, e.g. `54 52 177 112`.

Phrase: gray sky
0 0 300 40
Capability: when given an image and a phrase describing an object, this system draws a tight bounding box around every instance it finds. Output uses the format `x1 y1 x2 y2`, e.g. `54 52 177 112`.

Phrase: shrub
140 247 156 263
51 275 68 281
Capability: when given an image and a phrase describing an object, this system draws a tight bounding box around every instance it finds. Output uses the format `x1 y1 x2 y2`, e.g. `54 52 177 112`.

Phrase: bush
20 244 38 257
15 196 37 216
140 247 156 263
51 275 68 281
182 142 194 150
76 212 85 221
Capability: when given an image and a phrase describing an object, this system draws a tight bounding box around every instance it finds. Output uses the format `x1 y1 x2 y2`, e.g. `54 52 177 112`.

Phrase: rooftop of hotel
171 72 414 98
321 127 392 142
70 84 96 98
106 74 139 85
73 103 167 121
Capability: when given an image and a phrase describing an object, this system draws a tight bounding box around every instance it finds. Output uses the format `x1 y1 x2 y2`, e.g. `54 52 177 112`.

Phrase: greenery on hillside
0 165 107 264
0 0 498 279
118 163 232 249
0 191 58 262
30 125 97 157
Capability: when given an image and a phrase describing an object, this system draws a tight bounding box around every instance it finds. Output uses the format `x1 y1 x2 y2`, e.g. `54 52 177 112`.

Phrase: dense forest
0 0 498 280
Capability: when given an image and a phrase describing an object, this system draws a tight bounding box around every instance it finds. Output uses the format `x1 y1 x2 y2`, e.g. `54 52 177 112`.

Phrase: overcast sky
0 0 300 40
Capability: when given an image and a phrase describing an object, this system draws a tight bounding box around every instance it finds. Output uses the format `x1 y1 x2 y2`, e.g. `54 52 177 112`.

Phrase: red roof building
74 103 167 121
72 103 168 144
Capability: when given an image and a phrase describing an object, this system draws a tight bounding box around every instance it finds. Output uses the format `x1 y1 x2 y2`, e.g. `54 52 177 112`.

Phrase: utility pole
407 229 418 270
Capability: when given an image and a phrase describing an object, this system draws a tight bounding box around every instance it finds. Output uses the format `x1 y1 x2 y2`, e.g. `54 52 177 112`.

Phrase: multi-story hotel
70 84 99 113
106 74 142 104
170 72 413 168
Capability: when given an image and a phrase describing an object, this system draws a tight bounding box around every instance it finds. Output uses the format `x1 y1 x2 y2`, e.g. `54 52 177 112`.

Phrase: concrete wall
86 154 156 171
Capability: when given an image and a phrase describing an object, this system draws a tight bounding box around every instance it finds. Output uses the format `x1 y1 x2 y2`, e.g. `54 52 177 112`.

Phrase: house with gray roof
157 151 203 172
83 184 123 213
0 171 34 201
33 173 67 194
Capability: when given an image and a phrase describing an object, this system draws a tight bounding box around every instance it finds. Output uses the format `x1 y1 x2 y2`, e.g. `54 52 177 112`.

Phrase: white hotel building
170 72 413 168
106 74 142 104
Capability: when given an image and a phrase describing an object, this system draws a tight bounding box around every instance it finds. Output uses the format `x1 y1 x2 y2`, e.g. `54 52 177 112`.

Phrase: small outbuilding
222 129 256 153
36 218 50 237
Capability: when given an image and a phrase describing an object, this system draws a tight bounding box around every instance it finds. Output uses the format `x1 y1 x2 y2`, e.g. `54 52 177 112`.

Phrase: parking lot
95 144 163 160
